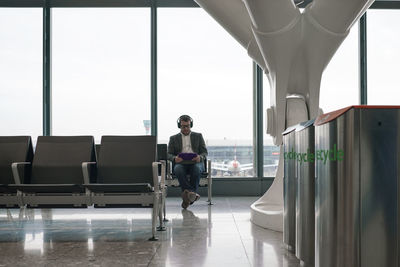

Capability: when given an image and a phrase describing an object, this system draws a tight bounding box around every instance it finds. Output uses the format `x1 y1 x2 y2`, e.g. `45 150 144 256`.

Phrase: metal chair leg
208 176 213 205
163 187 169 222
149 194 159 241
157 192 166 231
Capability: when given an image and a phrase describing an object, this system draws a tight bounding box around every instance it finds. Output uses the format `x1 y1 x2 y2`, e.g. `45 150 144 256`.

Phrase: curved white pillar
194 0 375 232
194 0 267 71
252 95 309 232
243 0 299 33
309 0 375 33
251 146 284 231
245 0 372 232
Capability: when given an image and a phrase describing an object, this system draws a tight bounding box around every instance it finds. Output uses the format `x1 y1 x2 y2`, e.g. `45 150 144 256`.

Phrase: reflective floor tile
0 197 300 267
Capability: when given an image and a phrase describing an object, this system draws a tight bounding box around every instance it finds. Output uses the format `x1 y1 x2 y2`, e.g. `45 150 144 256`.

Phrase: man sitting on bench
168 115 208 209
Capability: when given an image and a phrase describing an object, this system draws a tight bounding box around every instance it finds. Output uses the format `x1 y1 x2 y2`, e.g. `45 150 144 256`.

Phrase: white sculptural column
195 0 375 232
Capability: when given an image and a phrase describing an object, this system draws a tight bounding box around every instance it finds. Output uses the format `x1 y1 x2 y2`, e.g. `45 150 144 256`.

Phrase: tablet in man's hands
178 153 198 161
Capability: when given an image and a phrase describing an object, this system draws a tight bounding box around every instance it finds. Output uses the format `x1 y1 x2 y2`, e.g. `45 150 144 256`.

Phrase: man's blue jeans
174 162 204 193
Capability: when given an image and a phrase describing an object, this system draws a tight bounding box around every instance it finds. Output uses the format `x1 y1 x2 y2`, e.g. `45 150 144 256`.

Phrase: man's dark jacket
167 132 208 162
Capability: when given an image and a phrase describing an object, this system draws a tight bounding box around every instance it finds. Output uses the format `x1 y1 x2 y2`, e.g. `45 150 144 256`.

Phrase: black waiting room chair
2 135 166 240
10 136 96 208
83 136 166 241
0 136 33 208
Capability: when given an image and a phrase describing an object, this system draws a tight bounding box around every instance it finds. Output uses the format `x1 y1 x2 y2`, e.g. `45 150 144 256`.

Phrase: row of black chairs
0 135 166 240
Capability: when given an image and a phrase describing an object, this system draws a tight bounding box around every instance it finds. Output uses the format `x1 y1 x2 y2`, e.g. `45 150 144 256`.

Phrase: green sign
284 144 344 164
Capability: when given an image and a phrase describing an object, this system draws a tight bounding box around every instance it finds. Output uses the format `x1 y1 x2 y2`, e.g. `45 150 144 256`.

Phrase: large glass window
367 10 400 104
263 75 280 178
158 8 253 177
52 8 150 142
320 25 359 112
0 8 42 138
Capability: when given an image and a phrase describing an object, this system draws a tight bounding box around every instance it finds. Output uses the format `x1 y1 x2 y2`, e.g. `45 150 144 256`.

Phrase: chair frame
82 161 166 240
11 162 90 208
166 159 213 204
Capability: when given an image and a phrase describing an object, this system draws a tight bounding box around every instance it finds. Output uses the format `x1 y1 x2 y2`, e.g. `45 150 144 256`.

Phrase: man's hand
175 156 183 163
192 155 201 163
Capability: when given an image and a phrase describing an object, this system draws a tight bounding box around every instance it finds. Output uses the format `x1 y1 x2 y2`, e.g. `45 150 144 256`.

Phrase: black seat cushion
157 144 168 161
85 183 152 193
172 173 209 179
157 144 169 175
97 136 156 186
0 184 17 193
9 184 85 193
0 136 33 184
31 136 96 185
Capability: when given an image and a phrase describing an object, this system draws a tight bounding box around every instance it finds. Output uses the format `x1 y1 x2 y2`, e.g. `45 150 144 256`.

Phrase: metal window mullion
0 0 200 8
2 0 400 8
359 13 367 105
253 62 264 178
43 4 51 136
256 64 263 178
150 0 157 137
370 1 400 9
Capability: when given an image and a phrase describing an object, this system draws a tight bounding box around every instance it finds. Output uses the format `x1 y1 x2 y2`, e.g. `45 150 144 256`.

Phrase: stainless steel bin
295 119 315 266
314 106 400 267
283 125 299 252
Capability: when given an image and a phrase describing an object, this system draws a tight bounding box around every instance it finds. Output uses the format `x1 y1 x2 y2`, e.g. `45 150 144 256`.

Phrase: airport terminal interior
1 0 400 266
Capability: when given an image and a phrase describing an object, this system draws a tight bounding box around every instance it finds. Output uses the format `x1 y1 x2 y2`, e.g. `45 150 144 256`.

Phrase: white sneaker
189 192 200 205
188 191 197 202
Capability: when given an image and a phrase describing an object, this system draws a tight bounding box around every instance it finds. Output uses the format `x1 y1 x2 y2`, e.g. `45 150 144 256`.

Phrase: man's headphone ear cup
177 115 193 128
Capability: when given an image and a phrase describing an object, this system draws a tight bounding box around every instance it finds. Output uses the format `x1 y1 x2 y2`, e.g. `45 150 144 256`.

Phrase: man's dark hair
180 115 191 122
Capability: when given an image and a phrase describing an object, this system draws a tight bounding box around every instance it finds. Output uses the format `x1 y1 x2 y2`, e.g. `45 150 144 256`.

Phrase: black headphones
177 115 193 128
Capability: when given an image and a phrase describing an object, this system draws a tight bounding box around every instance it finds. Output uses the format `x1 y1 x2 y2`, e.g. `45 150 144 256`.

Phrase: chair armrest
167 159 208 178
159 160 166 188
82 162 97 184
152 162 160 192
152 161 166 191
11 162 31 184
167 160 173 179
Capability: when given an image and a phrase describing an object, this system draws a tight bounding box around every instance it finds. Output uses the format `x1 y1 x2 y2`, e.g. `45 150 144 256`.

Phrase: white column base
250 145 284 232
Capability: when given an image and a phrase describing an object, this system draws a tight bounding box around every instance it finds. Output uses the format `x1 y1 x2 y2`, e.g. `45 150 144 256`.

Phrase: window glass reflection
158 8 254 177
263 75 279 178
320 26 359 112
367 10 400 104
52 8 150 142
0 8 42 138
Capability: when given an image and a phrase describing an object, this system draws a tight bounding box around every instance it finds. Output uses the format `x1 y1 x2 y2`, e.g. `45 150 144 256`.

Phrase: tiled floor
0 197 300 266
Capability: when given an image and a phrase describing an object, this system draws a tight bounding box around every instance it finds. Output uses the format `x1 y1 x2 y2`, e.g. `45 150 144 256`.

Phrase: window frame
2 0 400 181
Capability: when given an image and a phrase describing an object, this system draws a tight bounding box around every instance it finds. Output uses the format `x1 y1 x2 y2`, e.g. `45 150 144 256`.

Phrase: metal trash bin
314 106 400 267
283 124 299 252
295 119 315 266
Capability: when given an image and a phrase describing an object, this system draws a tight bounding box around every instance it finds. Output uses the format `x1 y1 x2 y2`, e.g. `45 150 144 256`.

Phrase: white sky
0 8 399 143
